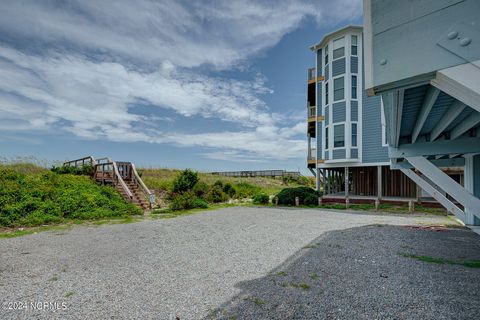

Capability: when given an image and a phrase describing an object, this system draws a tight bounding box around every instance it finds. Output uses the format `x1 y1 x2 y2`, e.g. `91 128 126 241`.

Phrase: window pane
351 75 357 99
333 47 344 59
352 123 357 147
334 124 345 148
325 127 329 149
351 45 357 56
351 35 357 45
334 77 344 101
325 82 329 105
324 45 328 65
333 37 345 50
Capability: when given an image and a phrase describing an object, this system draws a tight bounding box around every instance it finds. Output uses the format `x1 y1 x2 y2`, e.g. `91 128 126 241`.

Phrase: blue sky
0 0 362 173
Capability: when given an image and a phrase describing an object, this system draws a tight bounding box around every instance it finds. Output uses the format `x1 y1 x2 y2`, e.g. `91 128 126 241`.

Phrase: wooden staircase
63 156 155 211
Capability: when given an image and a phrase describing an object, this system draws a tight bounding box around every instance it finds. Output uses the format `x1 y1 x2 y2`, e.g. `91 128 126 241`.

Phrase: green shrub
0 168 141 227
51 164 94 176
172 169 199 194
234 182 262 199
192 198 209 209
169 191 208 210
193 181 209 198
223 183 236 198
252 193 269 205
303 194 318 206
213 180 224 188
206 185 228 203
276 186 320 206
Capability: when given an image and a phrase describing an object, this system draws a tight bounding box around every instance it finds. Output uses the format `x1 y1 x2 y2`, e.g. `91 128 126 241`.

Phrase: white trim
319 161 389 168
431 60 480 113
380 99 388 147
406 156 480 220
400 168 465 221
363 0 374 95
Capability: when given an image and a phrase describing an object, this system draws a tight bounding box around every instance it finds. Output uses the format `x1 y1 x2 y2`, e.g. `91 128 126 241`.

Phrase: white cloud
0 0 361 161
0 0 361 69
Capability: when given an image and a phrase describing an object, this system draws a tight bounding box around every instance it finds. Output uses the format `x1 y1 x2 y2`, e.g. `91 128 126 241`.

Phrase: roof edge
310 25 363 51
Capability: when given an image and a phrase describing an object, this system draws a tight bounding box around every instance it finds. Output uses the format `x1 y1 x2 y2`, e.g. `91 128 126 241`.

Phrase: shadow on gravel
205 225 480 320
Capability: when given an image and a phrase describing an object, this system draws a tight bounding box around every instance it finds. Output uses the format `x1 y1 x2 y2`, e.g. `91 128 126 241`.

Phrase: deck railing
131 163 155 206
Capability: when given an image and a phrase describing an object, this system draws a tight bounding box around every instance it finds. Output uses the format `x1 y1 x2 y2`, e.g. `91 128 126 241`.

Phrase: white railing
308 148 317 160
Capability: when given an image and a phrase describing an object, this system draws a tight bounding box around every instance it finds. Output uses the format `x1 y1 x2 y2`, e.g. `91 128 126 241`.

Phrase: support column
464 154 480 226
377 165 382 200
345 166 349 199
316 168 321 192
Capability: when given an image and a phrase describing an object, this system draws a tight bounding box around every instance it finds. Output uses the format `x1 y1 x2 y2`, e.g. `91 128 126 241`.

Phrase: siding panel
351 56 358 73
333 149 346 160
362 90 389 163
351 148 358 159
325 65 329 81
332 58 346 77
325 106 329 125
351 100 358 121
332 101 346 123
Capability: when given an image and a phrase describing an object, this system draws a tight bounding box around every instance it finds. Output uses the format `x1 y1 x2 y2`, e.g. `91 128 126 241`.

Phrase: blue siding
333 149 346 159
351 100 358 121
316 49 322 76
325 106 329 125
316 84 323 155
325 65 329 81
362 90 388 163
324 151 329 160
332 58 346 77
332 101 346 123
351 56 358 74
351 148 358 159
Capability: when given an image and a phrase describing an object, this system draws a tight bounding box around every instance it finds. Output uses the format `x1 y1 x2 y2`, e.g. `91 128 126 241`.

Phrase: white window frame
333 76 345 102
333 123 346 149
380 99 388 147
332 37 345 61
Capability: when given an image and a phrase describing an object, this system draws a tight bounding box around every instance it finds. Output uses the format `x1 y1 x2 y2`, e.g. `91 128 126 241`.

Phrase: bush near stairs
0 165 141 227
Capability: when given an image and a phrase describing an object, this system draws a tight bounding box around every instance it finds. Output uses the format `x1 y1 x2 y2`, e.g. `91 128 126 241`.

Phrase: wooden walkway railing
63 156 155 210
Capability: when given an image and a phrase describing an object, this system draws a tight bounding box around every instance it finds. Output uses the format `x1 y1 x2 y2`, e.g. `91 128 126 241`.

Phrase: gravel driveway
1 207 479 319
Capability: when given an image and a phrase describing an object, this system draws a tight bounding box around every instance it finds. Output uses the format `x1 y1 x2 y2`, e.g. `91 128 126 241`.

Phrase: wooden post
318 196 323 206
375 199 380 211
377 165 382 200
275 197 279 206
295 197 300 206
345 166 349 202
345 197 350 209
408 200 415 213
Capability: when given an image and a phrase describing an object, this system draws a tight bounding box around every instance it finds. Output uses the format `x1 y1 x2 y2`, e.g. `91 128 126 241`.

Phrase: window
351 123 357 147
333 77 344 101
333 37 345 60
351 75 357 99
351 35 358 56
325 127 329 149
325 81 329 105
334 124 345 148
324 45 328 65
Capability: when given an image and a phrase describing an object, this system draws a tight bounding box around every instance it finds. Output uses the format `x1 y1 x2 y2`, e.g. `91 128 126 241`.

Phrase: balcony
307 105 316 122
307 67 325 84
307 147 316 167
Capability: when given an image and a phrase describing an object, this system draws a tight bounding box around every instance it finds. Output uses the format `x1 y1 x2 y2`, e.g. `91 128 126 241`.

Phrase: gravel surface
0 207 478 319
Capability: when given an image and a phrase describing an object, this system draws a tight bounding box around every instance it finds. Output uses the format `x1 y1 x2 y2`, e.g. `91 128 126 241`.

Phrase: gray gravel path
0 207 477 319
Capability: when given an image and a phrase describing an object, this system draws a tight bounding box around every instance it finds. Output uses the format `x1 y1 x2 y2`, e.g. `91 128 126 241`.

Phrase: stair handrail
130 163 155 206
112 161 133 199
63 156 96 167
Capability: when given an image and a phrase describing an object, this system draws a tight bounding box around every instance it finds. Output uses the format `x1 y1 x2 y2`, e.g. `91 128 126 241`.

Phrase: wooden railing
63 156 96 167
63 155 155 208
94 161 133 199
131 163 155 206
